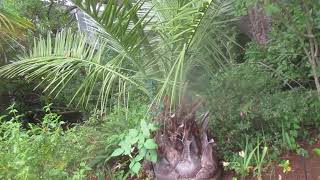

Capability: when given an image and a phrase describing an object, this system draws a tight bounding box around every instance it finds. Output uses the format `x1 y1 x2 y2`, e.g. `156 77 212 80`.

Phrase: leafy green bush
243 0 320 90
205 63 278 148
110 120 158 175
0 101 151 179
212 1 320 176
245 37 309 87
80 101 153 179
204 63 318 158
0 105 92 179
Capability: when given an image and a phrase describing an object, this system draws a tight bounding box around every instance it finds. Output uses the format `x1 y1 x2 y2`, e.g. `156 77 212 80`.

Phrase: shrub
81 101 152 179
204 63 318 159
243 0 320 90
0 105 92 179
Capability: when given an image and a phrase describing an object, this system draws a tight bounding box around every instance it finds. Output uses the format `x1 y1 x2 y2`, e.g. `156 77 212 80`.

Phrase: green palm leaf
0 9 34 33
151 0 237 103
0 30 148 112
72 0 153 60
0 9 34 56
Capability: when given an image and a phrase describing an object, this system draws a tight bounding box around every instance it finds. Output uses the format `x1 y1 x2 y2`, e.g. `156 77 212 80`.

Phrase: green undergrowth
0 104 91 179
203 58 320 178
0 101 151 180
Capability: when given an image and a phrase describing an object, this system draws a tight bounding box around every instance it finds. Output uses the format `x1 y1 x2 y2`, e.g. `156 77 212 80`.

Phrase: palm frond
152 0 204 49
72 0 153 60
150 0 237 104
0 9 34 59
189 0 238 67
0 30 149 112
0 9 34 38
148 0 206 101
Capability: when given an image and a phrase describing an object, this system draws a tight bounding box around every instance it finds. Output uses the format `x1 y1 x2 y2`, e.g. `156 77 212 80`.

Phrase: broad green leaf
134 150 145 162
129 136 139 144
131 162 141 174
146 149 158 163
148 123 158 132
137 134 145 149
129 160 135 169
140 120 150 137
123 145 132 156
111 148 124 157
128 129 139 138
119 140 132 155
139 148 147 156
144 139 158 149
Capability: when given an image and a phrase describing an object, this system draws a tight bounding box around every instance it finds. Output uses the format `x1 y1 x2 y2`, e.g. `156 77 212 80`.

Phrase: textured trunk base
151 98 222 180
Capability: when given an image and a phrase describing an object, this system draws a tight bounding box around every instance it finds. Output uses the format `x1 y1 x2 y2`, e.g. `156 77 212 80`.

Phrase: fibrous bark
248 5 271 45
236 5 271 45
151 98 221 180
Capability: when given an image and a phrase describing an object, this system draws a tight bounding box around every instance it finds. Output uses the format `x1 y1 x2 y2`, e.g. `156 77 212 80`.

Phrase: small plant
281 122 298 151
227 138 257 177
225 138 269 178
71 162 92 180
279 160 292 174
253 142 268 179
6 103 23 121
313 148 320 156
111 120 158 175
297 148 309 157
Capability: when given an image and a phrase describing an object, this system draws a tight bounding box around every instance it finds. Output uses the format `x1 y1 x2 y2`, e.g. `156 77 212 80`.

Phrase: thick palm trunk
151 98 221 179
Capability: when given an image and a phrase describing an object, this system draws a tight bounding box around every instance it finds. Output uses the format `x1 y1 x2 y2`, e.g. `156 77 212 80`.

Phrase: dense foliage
0 105 91 179
0 0 320 179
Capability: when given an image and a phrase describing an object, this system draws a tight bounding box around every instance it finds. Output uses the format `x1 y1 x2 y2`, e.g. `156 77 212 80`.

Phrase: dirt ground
223 141 320 180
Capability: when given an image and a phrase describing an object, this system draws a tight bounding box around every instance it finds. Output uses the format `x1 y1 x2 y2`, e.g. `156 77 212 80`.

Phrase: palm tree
0 0 236 177
0 0 236 110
